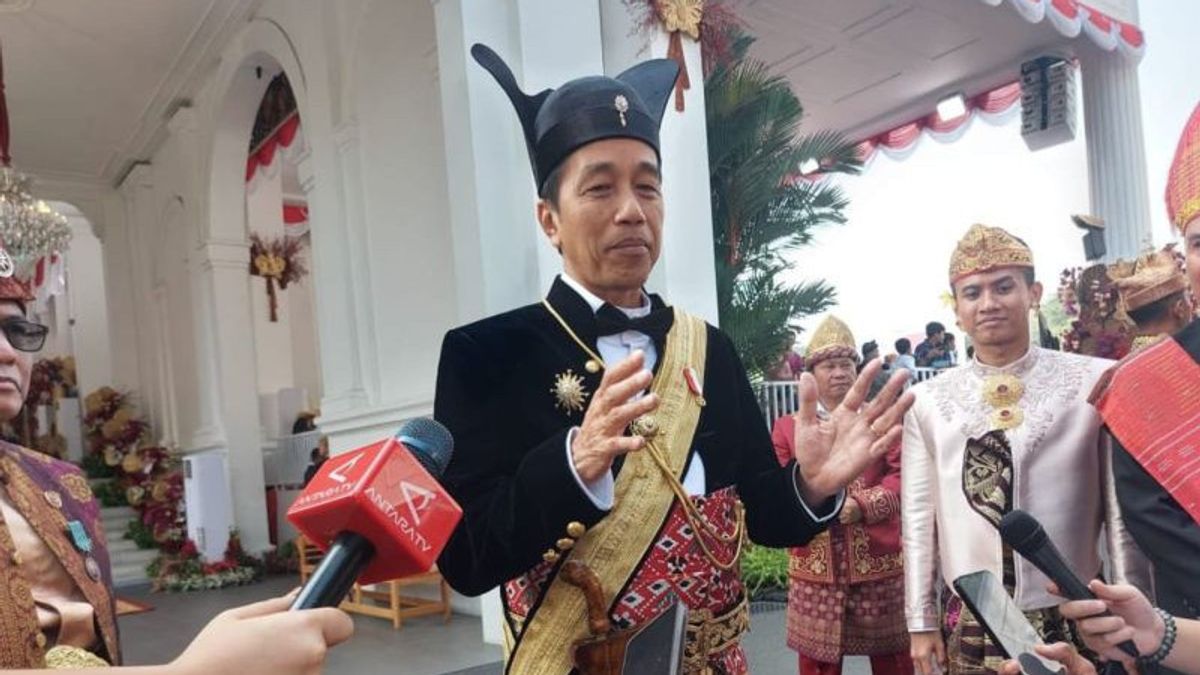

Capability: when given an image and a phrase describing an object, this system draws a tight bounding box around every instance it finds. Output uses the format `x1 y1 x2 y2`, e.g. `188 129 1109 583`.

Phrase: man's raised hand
571 350 659 482
792 359 914 503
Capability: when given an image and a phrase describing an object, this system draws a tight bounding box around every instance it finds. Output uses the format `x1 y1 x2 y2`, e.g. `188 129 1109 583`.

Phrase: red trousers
799 652 913 675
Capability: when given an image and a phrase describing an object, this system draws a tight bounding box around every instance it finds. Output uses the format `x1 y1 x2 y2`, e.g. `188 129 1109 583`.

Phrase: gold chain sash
506 308 707 674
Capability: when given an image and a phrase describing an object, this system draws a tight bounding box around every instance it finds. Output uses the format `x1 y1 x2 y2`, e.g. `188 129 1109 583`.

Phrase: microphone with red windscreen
287 417 461 610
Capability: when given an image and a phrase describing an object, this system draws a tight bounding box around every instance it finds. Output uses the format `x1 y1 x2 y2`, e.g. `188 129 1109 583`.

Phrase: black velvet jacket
1111 318 1200 622
433 277 834 596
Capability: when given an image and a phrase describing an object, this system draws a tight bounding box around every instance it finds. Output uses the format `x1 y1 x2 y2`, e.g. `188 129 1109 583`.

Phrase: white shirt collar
970 344 1039 378
559 273 652 319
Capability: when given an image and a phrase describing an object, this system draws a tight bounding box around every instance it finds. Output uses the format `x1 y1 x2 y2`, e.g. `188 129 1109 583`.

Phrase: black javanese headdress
470 44 679 194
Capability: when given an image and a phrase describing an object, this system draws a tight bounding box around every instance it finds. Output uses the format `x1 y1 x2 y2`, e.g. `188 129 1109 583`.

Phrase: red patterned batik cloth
786 524 909 663
504 486 750 674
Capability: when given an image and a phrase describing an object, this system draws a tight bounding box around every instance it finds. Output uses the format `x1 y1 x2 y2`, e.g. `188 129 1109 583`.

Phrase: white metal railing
755 366 954 428
262 430 322 488
911 367 944 384
757 381 800 428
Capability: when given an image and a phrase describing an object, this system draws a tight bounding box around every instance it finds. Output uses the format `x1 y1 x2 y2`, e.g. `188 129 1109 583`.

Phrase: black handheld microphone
998 510 1140 661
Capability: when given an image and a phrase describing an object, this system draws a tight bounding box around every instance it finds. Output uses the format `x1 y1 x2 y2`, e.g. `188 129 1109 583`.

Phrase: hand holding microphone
287 418 463 610
998 510 1140 663
1054 581 1164 666
0 420 459 675
170 593 354 675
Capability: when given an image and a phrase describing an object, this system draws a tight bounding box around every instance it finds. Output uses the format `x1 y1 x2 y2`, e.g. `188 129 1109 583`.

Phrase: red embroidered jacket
771 415 902 584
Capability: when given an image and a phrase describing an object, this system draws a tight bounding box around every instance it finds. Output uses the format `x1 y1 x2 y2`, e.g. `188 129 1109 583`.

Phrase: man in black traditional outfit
434 44 914 674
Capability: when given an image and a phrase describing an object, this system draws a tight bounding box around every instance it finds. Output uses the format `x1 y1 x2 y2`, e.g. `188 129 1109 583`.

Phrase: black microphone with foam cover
998 509 1139 661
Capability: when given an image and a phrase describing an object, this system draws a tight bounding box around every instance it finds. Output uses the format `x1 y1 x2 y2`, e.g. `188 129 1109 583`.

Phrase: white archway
191 19 318 554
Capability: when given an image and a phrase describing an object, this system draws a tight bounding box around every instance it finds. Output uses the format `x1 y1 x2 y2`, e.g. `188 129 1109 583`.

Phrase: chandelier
0 41 71 277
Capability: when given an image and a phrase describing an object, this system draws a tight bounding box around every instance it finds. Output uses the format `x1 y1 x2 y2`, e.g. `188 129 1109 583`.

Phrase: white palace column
195 236 270 554
600 3 719 324
432 0 617 643
174 104 269 553
434 0 545 323
514 0 606 291
115 165 169 435
302 134 373 427
165 109 225 454
1081 48 1154 261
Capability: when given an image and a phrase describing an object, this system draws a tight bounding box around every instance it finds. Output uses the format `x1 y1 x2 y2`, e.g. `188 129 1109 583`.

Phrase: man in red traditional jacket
773 316 911 675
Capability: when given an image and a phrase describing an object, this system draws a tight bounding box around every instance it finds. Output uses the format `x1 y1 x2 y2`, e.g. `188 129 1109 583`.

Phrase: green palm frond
705 27 860 377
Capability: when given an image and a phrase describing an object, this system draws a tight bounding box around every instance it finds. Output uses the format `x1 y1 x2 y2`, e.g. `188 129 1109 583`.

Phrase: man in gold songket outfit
1108 248 1193 354
902 224 1151 675
772 316 910 675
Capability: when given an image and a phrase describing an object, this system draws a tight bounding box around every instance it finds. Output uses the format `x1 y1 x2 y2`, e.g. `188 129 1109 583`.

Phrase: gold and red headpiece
948 224 1034 285
804 315 858 368
1167 102 1200 236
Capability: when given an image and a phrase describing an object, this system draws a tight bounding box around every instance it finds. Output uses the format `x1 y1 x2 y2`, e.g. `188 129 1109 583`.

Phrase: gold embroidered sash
506 308 707 675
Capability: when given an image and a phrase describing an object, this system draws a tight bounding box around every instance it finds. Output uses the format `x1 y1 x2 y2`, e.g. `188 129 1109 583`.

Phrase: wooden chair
339 568 452 629
296 534 324 585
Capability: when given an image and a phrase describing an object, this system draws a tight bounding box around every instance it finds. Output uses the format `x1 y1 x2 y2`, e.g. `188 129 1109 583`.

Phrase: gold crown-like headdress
1107 247 1189 314
804 315 858 367
1167 102 1200 236
948 224 1034 284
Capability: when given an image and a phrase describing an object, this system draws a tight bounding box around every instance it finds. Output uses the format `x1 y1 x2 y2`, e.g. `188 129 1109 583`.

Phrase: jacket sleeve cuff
513 428 610 536
906 604 941 632
791 464 844 523
565 427 614 510
855 485 900 525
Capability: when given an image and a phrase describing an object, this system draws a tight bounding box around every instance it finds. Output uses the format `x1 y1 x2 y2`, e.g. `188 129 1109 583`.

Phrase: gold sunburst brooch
552 369 589 414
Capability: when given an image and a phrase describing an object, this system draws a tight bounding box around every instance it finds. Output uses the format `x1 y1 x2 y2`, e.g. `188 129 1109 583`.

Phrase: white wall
65 218 113 402
34 209 113 401
89 0 477 550
246 160 296 397
288 240 322 411
346 0 458 415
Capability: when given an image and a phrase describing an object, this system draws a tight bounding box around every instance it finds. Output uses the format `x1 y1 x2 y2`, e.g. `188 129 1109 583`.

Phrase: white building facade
19 0 1151 626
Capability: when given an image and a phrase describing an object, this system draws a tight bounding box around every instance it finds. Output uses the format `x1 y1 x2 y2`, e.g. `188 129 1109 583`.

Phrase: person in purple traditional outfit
0 276 355 673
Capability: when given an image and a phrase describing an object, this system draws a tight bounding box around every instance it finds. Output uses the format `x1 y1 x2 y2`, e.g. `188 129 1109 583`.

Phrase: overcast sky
783 0 1200 354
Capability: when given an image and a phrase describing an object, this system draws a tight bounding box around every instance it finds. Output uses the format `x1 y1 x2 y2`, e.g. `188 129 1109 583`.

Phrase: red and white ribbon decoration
246 111 304 185
981 0 1144 60
283 203 309 238
855 81 1023 165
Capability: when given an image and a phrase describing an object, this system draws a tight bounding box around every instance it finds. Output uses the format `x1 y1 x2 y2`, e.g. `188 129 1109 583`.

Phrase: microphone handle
1025 541 1140 662
290 531 376 610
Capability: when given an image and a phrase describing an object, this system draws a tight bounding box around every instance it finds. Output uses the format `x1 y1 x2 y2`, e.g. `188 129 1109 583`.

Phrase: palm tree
706 30 861 377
